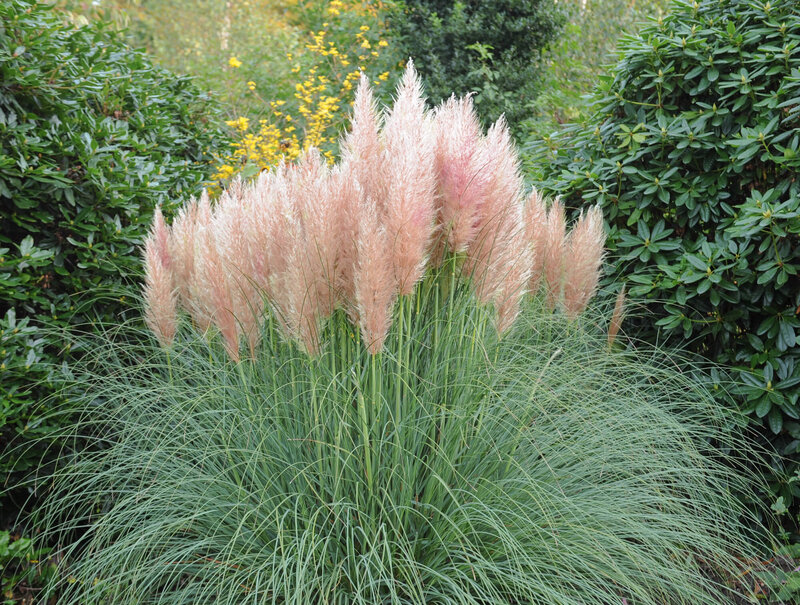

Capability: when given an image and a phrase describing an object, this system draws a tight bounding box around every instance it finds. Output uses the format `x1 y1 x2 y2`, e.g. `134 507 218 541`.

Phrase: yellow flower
359 25 370 31
360 39 371 49
247 81 256 91
228 56 242 68
378 40 388 47
225 116 250 132
378 72 389 81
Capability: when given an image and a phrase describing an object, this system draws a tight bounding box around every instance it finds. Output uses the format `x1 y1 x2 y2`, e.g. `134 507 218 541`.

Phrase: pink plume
543 198 567 310
194 200 240 362
562 205 605 319
214 181 263 357
169 198 198 311
354 201 396 355
434 94 489 254
524 187 547 295
491 223 532 334
329 165 361 311
341 74 386 213
466 116 525 296
143 205 177 348
382 60 437 295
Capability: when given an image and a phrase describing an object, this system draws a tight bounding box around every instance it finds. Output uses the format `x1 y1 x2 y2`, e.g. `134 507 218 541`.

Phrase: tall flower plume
143 205 177 348
466 116 525 299
214 181 263 356
562 206 605 320
341 74 385 212
434 94 489 254
608 285 626 348
523 187 547 295
382 60 437 295
354 200 395 355
542 198 567 310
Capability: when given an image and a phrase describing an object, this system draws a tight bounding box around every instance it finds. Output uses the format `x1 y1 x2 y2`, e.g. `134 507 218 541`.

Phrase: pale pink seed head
213 186 262 357
561 205 606 319
465 115 524 290
354 201 396 354
298 151 340 317
382 60 437 295
608 285 626 347
523 187 548 295
169 198 198 310
543 198 567 310
434 94 489 253
491 222 532 335
341 74 386 211
195 219 240 362
143 219 177 348
151 205 171 270
330 165 361 310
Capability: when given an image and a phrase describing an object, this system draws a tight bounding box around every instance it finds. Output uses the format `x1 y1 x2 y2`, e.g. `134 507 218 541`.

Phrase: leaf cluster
0 0 224 491
529 0 800 521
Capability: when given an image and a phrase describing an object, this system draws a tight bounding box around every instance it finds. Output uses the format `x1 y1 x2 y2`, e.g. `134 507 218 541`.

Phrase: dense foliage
0 0 222 487
530 0 800 519
392 0 564 135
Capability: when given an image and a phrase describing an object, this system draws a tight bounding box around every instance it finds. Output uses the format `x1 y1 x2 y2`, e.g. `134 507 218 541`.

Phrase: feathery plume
195 213 240 362
297 148 340 317
491 224 533 334
341 74 386 211
214 182 263 357
561 205 605 319
354 202 395 354
329 165 361 310
169 198 198 309
434 94 489 254
543 198 567 310
608 285 626 347
466 116 525 296
184 191 215 333
143 205 177 348
382 60 437 295
523 187 547 295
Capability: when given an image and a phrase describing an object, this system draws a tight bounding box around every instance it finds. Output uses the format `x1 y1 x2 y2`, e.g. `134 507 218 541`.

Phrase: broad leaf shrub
0 1 223 492
528 0 800 524
390 0 564 136
35 65 766 605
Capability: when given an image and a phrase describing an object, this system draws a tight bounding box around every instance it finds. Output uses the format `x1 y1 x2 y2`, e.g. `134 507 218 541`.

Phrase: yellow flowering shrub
211 0 399 184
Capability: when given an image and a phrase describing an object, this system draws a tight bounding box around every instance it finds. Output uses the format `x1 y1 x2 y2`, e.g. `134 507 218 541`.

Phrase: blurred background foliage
389 0 565 137
522 0 670 139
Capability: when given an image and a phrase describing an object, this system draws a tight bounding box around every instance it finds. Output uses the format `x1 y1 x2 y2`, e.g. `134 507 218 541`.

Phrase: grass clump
36 275 762 604
33 61 766 604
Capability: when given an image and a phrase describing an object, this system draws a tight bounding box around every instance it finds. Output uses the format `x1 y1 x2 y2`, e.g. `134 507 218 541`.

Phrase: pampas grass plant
32 64 765 604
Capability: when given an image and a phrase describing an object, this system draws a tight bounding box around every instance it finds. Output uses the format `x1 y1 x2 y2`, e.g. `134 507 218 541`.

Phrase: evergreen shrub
529 0 800 520
0 0 223 486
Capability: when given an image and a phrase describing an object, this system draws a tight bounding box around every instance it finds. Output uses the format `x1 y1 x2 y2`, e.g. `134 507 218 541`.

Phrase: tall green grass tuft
36 259 763 604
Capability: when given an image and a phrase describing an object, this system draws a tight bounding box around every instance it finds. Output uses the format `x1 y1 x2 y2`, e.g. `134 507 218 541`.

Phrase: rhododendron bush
35 64 765 605
143 63 604 359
